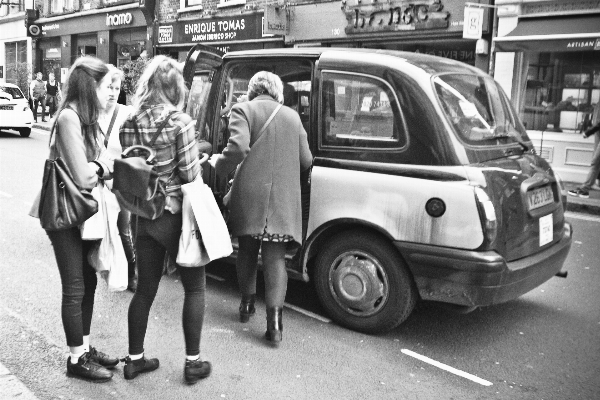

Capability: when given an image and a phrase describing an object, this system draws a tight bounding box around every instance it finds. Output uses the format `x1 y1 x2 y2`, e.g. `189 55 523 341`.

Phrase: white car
0 82 34 137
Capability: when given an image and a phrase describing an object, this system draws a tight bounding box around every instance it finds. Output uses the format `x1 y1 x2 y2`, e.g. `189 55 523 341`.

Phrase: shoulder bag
38 113 99 230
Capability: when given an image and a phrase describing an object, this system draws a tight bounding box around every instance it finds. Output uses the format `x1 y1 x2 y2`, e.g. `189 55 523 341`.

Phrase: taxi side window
321 71 406 149
187 72 212 143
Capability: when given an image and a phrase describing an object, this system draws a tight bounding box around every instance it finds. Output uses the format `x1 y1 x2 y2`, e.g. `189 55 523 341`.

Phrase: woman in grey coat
209 71 312 343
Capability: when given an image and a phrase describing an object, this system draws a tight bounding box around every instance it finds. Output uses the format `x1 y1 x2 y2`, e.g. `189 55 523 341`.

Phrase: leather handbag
113 112 175 220
38 156 98 231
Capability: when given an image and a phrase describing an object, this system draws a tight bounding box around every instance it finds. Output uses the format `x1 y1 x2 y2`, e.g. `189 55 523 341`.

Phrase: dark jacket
215 95 312 244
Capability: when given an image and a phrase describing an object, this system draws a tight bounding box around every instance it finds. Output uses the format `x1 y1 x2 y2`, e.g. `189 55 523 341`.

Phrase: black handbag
39 156 98 231
113 112 175 220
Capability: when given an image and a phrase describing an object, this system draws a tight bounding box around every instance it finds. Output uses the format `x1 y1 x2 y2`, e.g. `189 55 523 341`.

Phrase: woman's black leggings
128 212 206 356
46 228 98 348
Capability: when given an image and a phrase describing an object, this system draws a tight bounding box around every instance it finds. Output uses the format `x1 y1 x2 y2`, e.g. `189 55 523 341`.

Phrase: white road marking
206 273 225 282
0 191 13 198
284 302 331 323
565 212 600 223
401 349 493 386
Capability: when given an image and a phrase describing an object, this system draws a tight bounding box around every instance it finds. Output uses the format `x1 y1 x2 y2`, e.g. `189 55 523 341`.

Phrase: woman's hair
56 56 109 158
108 65 124 83
247 71 284 103
132 55 187 114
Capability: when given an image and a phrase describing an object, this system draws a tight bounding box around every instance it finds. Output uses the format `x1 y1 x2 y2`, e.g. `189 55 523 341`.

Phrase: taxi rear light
474 187 497 248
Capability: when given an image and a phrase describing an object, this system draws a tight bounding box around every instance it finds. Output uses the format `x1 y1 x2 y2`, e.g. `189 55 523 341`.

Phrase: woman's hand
208 154 221 169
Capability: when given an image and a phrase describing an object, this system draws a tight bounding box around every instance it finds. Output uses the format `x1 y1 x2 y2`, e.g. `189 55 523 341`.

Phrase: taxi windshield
434 74 530 146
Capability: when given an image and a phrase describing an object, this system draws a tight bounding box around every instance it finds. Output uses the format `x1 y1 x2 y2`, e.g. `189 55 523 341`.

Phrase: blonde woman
99 66 137 291
119 56 210 384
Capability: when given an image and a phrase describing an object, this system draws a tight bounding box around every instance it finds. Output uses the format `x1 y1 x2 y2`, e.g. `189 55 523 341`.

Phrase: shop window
0 0 24 16
4 41 27 86
179 0 203 11
520 51 600 133
321 72 405 149
50 0 75 14
217 0 246 9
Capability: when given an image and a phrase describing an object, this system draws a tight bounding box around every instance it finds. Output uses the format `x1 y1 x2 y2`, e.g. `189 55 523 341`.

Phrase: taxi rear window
434 73 530 146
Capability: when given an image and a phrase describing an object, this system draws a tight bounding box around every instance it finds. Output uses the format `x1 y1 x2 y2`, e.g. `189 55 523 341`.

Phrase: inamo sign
106 12 133 27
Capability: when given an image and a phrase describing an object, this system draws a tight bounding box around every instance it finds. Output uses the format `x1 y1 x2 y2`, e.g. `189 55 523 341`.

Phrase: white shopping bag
88 187 128 291
181 180 233 263
80 183 106 240
176 190 211 267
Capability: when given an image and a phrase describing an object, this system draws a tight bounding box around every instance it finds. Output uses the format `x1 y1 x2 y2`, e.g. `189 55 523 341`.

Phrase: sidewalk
0 362 40 400
32 119 600 215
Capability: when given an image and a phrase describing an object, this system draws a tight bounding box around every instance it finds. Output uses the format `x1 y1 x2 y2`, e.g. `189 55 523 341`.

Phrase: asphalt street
1 127 599 400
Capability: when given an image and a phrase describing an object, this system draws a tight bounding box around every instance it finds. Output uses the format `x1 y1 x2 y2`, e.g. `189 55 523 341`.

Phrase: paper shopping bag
177 189 211 267
183 181 233 262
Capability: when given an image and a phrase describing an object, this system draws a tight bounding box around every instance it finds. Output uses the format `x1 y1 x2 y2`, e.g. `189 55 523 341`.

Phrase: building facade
493 0 600 182
154 0 284 61
281 0 494 72
0 0 35 86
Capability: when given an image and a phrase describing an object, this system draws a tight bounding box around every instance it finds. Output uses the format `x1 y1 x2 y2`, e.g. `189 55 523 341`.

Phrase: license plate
527 185 554 210
539 214 553 246
0 105 13 110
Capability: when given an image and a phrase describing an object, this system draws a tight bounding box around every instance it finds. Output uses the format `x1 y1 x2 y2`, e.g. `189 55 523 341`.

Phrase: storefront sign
158 13 275 45
343 0 450 34
106 12 133 27
39 8 146 37
158 25 173 44
264 5 289 35
462 6 483 39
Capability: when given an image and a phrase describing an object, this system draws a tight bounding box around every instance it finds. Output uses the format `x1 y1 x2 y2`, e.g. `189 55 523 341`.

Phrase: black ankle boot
239 294 256 323
265 307 283 343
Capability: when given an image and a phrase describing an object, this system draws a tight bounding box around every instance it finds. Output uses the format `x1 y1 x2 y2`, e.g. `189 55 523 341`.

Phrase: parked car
0 82 34 137
183 45 572 334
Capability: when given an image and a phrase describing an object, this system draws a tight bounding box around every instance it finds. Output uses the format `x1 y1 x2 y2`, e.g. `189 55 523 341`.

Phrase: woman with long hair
119 56 211 384
34 56 118 382
209 71 312 344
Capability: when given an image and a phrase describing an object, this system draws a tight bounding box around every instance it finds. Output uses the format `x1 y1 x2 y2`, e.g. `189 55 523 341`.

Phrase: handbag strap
131 110 178 148
257 103 282 137
103 104 120 147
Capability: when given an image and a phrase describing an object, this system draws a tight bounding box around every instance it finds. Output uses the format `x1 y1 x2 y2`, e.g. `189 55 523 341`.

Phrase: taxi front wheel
314 230 417 334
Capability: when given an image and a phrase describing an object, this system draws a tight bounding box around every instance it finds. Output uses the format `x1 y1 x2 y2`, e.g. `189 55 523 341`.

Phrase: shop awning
494 15 600 52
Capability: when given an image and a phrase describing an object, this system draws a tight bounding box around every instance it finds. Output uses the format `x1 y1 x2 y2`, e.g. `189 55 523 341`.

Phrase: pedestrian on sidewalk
569 100 600 198
98 66 137 292
119 56 211 384
29 72 47 122
208 71 313 344
45 72 61 118
30 56 118 382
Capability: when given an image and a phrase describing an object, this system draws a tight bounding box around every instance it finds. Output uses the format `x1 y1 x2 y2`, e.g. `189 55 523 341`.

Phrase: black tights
46 228 98 348
128 213 206 356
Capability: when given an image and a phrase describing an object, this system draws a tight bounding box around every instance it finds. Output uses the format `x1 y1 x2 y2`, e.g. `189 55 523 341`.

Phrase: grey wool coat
214 95 312 244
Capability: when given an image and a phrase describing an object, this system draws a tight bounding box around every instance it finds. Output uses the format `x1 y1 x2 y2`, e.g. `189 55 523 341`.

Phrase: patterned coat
215 95 312 244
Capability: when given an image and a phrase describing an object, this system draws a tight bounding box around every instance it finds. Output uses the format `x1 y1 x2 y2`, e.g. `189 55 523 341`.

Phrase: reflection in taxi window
322 72 402 148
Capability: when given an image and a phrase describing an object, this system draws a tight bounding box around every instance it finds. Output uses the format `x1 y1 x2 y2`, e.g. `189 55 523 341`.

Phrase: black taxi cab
183 45 572 334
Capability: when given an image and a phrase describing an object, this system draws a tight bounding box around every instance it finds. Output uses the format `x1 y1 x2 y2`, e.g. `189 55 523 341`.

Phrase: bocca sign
106 12 133 27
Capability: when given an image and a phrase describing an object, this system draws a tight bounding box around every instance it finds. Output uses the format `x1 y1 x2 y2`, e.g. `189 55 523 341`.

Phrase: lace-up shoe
66 352 113 382
123 355 159 380
89 346 119 369
184 359 212 384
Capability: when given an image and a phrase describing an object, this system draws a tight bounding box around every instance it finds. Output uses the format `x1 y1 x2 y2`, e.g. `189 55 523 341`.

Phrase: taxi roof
222 47 485 76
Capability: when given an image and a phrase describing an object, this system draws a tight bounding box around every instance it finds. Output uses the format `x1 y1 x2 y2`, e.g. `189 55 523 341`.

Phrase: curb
0 362 39 400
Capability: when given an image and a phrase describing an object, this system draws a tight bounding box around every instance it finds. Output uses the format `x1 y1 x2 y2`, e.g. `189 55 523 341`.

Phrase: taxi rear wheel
19 128 31 137
314 230 417 334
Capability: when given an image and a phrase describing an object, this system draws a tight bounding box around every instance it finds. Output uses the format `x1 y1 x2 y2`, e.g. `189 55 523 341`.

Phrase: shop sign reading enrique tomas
160 14 266 44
